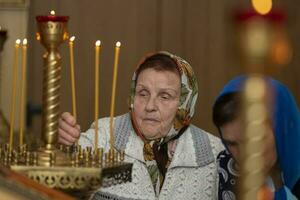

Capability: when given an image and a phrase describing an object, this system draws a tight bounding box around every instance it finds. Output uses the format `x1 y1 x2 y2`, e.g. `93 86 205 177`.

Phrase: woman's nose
145 96 157 111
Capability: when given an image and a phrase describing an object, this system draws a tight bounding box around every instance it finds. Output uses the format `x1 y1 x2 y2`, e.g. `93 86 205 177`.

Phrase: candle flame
16 39 21 45
50 10 56 15
69 36 75 42
95 40 101 47
22 38 27 45
116 41 121 47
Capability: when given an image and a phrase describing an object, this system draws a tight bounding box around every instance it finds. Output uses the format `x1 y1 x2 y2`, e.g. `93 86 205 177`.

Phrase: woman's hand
58 112 81 145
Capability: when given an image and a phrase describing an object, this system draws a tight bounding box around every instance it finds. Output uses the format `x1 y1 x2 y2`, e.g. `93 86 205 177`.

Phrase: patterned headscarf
129 51 198 138
129 51 198 194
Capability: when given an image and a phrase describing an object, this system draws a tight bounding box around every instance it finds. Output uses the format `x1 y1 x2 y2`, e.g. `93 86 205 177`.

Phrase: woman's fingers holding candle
75 124 81 132
61 112 77 126
58 125 79 145
59 117 80 137
58 112 80 145
58 131 74 146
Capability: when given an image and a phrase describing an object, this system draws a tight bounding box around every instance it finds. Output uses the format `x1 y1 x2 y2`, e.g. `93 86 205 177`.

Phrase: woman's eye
160 93 171 100
137 90 148 97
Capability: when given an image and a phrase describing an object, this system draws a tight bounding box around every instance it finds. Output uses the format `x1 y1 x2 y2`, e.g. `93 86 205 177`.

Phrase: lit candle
109 41 121 149
94 40 101 149
19 38 27 146
9 39 21 151
69 36 77 119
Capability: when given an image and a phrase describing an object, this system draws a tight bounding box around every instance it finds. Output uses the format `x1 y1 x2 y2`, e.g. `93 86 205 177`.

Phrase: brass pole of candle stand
36 19 70 166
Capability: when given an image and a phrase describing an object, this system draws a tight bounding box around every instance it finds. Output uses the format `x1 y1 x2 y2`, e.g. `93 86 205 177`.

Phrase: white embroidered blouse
79 113 224 200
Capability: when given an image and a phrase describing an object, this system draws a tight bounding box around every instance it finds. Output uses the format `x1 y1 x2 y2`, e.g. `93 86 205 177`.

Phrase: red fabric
234 8 285 24
36 15 69 22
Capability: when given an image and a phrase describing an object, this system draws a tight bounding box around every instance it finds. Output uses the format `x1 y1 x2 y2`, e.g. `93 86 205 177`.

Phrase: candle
69 36 77 119
109 41 121 149
19 38 27 146
94 40 101 149
9 39 21 151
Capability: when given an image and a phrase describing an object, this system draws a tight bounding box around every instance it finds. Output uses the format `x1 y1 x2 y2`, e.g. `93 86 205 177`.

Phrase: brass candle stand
35 13 69 167
1 144 130 191
0 13 132 195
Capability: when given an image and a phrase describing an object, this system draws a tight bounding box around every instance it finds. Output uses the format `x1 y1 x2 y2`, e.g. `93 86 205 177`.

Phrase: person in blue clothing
213 75 300 199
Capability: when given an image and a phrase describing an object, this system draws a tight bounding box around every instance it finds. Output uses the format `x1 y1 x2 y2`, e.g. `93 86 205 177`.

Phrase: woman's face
133 68 181 140
221 118 277 172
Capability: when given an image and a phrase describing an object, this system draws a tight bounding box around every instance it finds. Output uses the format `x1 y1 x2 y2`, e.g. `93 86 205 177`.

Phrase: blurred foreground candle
109 41 121 149
94 40 101 149
9 39 21 151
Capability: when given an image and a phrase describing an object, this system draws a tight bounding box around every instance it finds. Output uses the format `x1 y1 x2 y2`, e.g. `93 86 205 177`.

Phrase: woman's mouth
143 118 160 123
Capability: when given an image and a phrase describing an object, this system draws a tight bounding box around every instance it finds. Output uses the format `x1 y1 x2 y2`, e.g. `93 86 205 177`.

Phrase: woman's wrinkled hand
58 112 81 146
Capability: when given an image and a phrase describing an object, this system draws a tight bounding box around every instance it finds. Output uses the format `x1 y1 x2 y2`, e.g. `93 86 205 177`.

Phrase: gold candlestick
1 12 133 195
94 40 101 149
36 13 69 166
69 36 77 119
9 39 21 152
19 38 27 146
109 42 121 149
0 11 132 195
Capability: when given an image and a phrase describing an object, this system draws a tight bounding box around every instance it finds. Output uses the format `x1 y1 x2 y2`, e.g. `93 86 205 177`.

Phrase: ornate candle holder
0 12 132 196
35 12 70 166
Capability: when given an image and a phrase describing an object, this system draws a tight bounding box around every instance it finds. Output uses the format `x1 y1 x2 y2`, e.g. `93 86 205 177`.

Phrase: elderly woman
58 51 224 199
213 76 300 200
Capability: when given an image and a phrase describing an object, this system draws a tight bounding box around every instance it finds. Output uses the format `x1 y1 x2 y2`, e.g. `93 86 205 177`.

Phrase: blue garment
215 75 300 199
276 186 298 200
